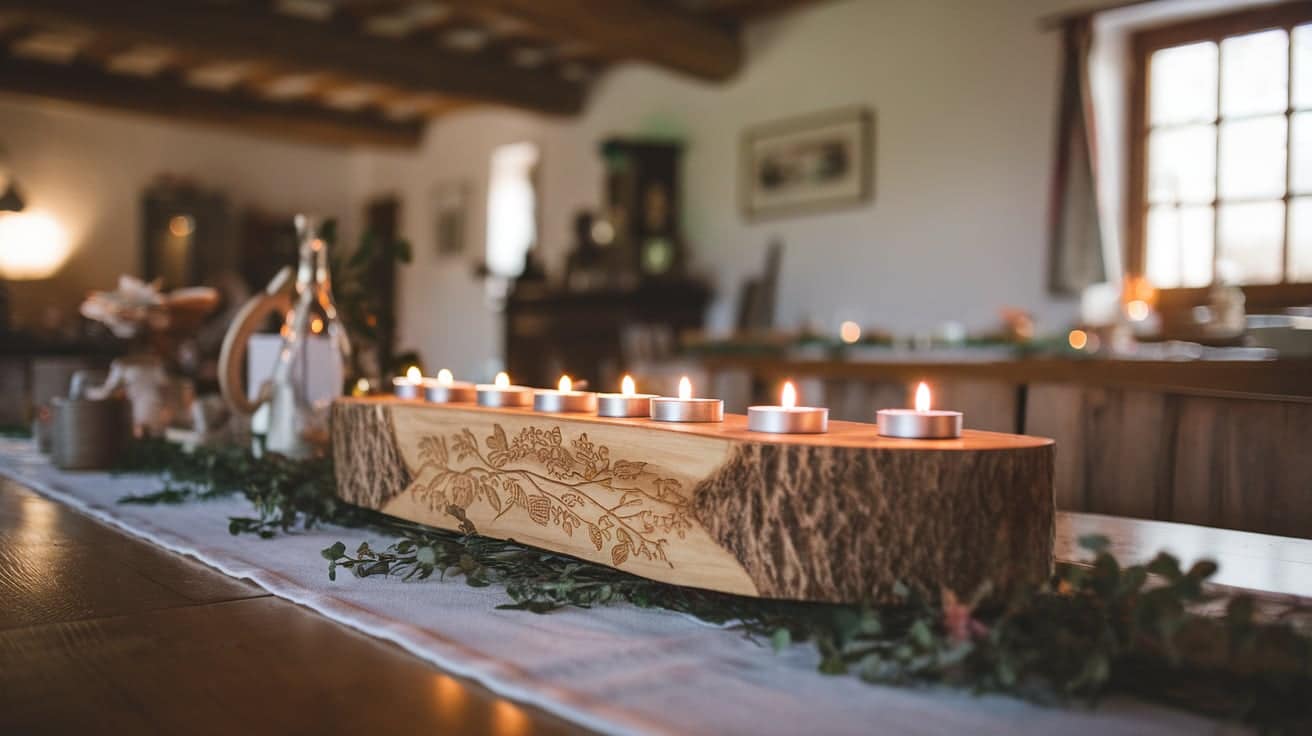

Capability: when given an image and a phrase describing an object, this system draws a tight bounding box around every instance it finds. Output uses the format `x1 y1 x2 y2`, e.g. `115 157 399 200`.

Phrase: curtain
1047 17 1106 295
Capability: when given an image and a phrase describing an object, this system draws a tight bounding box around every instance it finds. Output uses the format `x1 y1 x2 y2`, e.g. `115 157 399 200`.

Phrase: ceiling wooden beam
0 0 585 115
0 53 425 148
447 0 742 80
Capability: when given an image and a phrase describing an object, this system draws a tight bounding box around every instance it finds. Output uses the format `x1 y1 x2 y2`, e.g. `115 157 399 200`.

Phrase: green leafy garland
115 439 1312 732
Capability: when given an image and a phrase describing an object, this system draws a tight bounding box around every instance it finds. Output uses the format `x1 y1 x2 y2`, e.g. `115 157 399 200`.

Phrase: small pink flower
942 587 989 642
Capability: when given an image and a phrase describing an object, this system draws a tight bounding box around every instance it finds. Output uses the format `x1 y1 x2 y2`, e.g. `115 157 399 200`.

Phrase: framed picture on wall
432 180 470 257
740 106 874 220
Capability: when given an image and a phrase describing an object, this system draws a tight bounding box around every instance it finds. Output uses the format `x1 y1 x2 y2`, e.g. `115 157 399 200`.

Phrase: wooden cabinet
504 283 710 391
1027 384 1312 539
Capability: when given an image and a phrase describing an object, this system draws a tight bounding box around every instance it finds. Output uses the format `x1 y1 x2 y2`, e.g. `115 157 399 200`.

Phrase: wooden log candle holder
331 397 1055 604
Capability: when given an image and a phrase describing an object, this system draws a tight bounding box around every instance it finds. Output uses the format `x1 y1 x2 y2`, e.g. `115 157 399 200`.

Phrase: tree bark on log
331 401 412 509
691 443 1054 601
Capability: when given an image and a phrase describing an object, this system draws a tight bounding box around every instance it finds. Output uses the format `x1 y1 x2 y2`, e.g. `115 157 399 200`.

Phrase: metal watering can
217 215 351 458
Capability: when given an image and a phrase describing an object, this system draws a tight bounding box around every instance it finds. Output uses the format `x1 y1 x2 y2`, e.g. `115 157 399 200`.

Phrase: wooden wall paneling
1171 395 1312 538
932 379 1017 434
825 379 905 423
1025 382 1088 512
1027 384 1173 521
1080 387 1173 521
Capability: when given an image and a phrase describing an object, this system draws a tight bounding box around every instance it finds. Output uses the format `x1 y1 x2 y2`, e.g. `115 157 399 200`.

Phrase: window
1130 2 1312 304
485 141 539 278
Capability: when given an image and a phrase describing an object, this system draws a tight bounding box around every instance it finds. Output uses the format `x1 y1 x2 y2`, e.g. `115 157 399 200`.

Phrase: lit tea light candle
424 368 476 404
748 381 828 434
877 382 962 439
392 366 424 399
476 371 533 408
651 376 723 423
534 375 598 413
597 375 659 417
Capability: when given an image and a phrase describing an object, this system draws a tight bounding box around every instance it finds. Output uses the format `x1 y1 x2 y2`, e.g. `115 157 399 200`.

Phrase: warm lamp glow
0 211 72 280
405 366 422 381
558 375 572 392
621 374 635 396
494 371 511 388
780 381 797 408
310 317 324 334
168 214 195 238
1068 329 1088 350
437 368 454 385
915 382 931 412
839 321 861 344
352 377 370 396
678 376 692 400
1126 299 1150 322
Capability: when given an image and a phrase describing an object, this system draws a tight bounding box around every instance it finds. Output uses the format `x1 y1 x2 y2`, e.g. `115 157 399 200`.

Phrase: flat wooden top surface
350 397 1055 451
0 477 583 736
4 474 1308 735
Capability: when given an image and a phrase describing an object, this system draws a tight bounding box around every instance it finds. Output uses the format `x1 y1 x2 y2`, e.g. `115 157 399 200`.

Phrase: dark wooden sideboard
699 355 1312 539
504 282 711 391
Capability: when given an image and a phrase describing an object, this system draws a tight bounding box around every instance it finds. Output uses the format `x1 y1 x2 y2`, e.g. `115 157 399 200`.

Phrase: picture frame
432 180 470 257
740 106 874 220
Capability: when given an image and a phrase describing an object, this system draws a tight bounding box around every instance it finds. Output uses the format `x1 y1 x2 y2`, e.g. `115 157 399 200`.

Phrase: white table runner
0 439 1244 736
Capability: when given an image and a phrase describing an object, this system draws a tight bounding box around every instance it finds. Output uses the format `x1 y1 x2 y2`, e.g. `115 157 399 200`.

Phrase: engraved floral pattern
410 424 693 568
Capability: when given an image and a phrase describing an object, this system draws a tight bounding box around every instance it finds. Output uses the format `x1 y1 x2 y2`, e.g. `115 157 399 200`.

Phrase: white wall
356 0 1101 376
0 96 358 328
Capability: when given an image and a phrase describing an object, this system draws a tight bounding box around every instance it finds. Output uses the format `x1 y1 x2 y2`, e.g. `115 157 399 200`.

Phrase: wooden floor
0 477 586 736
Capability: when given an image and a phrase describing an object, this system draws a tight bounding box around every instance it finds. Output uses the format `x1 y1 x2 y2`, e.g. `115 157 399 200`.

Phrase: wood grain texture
0 478 261 630
332 398 1056 602
1026 383 1312 538
0 477 587 736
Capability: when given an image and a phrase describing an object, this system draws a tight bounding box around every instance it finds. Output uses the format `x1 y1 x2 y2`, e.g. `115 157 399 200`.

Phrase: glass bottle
264 215 352 457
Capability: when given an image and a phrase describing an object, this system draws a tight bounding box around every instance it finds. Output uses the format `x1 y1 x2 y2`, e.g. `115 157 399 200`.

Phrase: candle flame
558 375 572 392
494 371 510 388
405 366 422 381
781 381 796 409
678 376 692 400
437 368 454 385
915 382 931 412
621 375 635 396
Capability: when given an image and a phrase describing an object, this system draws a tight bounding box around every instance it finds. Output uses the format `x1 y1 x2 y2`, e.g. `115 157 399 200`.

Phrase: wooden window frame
1128 0 1312 312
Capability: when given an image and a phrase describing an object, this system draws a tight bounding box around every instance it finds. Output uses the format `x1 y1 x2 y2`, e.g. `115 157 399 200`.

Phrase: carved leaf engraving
409 423 691 569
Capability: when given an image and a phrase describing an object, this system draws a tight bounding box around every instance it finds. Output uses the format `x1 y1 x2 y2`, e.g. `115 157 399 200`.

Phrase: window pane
1295 24 1312 110
1218 116 1287 199
1291 197 1312 281
1146 204 1214 288
1294 112 1312 194
1220 29 1288 118
1148 125 1216 203
485 141 540 277
1151 42 1218 126
1218 201 1285 284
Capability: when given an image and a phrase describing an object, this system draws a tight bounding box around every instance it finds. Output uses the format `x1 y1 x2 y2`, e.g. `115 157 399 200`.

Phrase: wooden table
2 473 1309 734
0 476 584 736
